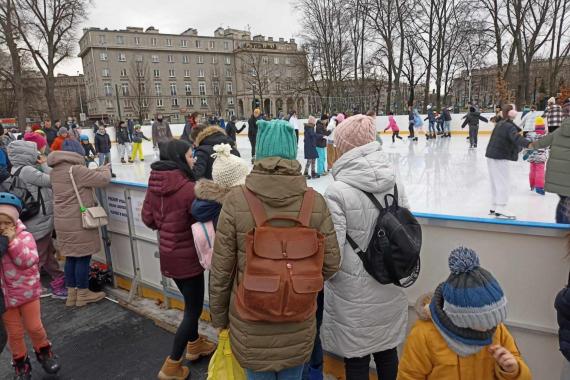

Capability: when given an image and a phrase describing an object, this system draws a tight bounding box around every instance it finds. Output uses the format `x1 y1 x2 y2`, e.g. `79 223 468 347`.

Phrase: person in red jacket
142 139 216 380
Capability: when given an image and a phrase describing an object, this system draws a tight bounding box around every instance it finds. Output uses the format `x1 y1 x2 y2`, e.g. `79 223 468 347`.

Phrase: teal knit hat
255 119 298 161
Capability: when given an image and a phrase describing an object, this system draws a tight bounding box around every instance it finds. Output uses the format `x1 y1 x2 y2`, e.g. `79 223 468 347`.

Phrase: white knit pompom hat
211 143 250 188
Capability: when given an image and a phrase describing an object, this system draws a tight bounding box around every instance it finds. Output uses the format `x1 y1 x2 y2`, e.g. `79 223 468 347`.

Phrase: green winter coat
534 118 570 196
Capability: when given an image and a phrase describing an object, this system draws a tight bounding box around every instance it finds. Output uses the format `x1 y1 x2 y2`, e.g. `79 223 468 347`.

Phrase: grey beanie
58 127 68 136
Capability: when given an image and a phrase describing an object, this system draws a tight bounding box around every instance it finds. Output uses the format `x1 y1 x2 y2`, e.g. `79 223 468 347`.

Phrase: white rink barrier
97 181 569 379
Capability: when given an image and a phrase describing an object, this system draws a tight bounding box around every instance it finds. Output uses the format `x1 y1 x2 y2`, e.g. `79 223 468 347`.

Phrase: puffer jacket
461 111 488 129
94 133 111 154
534 119 570 196
209 158 340 372
142 162 202 279
6 141 54 240
48 151 111 257
0 221 42 309
193 126 239 181
191 179 231 228
315 121 330 148
116 126 131 144
398 294 532 380
304 124 319 159
323 141 409 358
485 120 530 162
555 273 570 362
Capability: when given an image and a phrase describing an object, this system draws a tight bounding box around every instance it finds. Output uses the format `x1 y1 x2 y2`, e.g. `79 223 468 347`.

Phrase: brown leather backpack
234 186 325 323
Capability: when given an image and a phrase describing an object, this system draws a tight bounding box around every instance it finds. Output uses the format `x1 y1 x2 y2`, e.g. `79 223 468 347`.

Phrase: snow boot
158 357 189 380
75 288 106 307
65 288 77 307
186 335 216 361
12 356 32 380
311 173 320 179
536 187 545 195
35 344 61 375
121 158 126 164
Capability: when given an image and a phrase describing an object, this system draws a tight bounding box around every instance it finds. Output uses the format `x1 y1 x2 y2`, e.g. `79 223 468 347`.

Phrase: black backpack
1 167 45 221
346 185 422 288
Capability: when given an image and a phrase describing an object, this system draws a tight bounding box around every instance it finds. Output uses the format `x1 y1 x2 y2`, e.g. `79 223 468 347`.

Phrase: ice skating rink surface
111 133 558 225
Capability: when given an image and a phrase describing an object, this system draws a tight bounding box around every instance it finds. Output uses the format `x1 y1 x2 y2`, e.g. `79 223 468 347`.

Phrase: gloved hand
0 235 8 258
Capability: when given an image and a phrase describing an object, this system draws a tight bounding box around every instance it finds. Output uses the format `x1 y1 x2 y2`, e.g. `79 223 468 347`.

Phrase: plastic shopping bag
207 330 246 380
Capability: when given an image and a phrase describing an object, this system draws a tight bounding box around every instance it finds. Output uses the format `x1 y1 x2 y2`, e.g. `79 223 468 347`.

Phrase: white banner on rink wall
106 190 128 223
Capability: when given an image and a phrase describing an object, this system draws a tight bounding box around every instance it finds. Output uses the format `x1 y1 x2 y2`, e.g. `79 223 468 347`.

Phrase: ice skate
494 209 516 220
535 188 545 195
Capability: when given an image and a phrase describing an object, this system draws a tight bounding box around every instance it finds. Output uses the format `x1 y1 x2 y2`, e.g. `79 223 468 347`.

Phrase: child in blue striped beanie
398 247 531 379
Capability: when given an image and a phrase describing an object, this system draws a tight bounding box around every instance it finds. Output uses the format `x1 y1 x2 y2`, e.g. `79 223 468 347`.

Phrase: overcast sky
57 0 301 75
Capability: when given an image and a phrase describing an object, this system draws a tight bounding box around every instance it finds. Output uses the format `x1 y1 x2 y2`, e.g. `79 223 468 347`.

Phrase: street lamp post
77 71 84 126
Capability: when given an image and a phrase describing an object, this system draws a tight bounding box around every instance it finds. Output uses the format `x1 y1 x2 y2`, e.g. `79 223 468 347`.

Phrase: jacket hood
148 164 190 196
304 123 315 128
7 141 38 167
415 292 434 321
195 179 232 203
245 157 307 208
195 126 227 146
332 141 396 193
47 150 85 167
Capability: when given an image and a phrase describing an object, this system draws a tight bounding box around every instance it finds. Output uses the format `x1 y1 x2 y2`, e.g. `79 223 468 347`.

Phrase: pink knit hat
336 113 346 123
0 205 19 224
334 115 377 157
24 132 47 151
307 116 317 125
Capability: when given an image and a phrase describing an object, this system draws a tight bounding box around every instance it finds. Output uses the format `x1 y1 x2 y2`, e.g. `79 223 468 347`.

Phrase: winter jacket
151 120 173 147
83 143 97 158
398 295 531 380
534 119 570 196
116 126 131 144
545 104 564 128
442 108 452 122
0 221 42 309
326 117 336 143
94 133 111 154
50 136 66 152
7 141 53 240
141 163 203 280
385 116 400 132
522 132 547 164
323 141 409 358
485 120 530 162
131 131 150 144
191 179 233 228
247 115 259 141
193 126 240 181
48 151 111 258
209 157 341 372
521 111 540 132
425 109 436 123
555 274 570 362
304 124 319 159
225 121 246 143
42 127 58 147
315 121 331 148
461 111 488 129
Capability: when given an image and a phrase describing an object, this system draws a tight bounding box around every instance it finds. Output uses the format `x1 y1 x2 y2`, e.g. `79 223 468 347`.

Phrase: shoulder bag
69 166 108 229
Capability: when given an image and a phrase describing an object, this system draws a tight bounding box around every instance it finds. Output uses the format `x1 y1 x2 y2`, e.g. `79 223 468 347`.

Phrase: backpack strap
242 186 268 227
298 188 315 227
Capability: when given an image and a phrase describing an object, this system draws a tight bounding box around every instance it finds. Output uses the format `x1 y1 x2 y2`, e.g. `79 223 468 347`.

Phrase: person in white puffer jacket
322 114 409 380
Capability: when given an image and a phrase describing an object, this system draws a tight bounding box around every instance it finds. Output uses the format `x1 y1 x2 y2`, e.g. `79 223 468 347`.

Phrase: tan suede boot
65 288 77 307
186 336 216 361
157 357 189 380
75 288 106 307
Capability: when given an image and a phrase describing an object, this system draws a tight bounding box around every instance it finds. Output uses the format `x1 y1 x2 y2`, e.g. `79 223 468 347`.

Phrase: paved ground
0 297 209 379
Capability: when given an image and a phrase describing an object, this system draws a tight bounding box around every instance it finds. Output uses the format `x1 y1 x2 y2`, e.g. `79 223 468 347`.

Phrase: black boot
35 345 61 375
311 173 320 179
12 356 32 380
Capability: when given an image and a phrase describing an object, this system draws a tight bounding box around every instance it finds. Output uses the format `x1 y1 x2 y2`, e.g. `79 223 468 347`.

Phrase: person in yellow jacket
398 247 531 380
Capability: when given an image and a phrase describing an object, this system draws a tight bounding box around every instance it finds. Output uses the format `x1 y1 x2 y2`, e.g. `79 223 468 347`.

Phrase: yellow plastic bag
207 329 246 380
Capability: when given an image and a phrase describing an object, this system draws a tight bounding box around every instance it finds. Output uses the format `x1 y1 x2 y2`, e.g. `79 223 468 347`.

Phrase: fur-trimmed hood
194 179 233 203
195 126 227 146
415 292 433 321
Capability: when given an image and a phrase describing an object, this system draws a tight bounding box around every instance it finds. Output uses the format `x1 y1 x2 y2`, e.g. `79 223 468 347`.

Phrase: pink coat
385 116 400 132
0 220 41 309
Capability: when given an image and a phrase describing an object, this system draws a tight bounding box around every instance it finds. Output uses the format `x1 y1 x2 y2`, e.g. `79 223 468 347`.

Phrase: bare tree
236 49 281 114
547 0 570 96
128 60 151 123
15 0 88 122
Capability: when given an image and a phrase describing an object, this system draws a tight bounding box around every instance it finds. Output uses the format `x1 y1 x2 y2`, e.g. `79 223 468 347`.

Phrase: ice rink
106 131 557 225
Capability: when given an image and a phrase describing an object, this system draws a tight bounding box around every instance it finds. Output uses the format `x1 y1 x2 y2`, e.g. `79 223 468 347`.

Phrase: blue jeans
316 147 326 175
302 291 324 380
64 255 92 289
443 121 451 134
98 152 111 167
428 121 436 135
246 365 304 380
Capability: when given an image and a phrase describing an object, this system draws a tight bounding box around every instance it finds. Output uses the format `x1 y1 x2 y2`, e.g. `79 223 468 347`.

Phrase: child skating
0 193 61 379
523 116 547 195
384 112 403 143
130 125 150 163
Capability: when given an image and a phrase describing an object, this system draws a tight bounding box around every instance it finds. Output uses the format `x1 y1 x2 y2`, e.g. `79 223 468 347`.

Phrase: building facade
78 26 309 123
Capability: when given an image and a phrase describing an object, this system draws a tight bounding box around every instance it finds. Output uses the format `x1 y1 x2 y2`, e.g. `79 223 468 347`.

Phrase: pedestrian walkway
0 297 209 379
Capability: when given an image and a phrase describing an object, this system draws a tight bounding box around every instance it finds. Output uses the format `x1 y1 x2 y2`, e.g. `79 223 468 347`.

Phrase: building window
274 57 279 65
151 37 157 46
250 68 257 77
168 55 175 63
181 39 188 47
209 41 215 49
166 38 172 47
225 69 232 77
170 83 177 96
104 83 112 96
199 82 206 96
155 83 162 96
120 68 127 77
226 82 233 94
134 37 141 45
121 83 129 96
169 69 175 78
99 53 108 61
116 35 124 45
153 69 160 77
98 35 106 44
212 68 218 77
184 69 191 78
195 40 201 48
225 57 231 65
224 41 229 50
201 98 208 107
172 98 178 107
212 56 217 64
118 53 126 62
105 99 113 109
183 55 189 64
186 98 193 107
197 55 203 64
198 69 204 78
124 99 132 108
213 82 220 95
262 56 269 65
285 57 291 65
156 98 163 107
102 68 110 77
228 97 234 106
287 69 292 78
135 55 143 62
185 83 192 95
152 55 159 63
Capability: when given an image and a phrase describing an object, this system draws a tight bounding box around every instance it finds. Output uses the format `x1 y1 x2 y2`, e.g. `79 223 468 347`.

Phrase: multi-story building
78 26 309 123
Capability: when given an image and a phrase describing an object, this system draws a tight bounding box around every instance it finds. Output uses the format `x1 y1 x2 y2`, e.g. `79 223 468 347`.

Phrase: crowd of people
0 96 568 380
